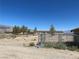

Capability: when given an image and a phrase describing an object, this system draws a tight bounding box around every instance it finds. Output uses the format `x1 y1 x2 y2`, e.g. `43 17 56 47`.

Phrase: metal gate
38 32 46 47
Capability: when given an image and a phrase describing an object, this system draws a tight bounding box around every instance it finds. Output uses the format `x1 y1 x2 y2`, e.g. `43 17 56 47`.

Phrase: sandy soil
0 36 79 59
0 35 38 46
0 45 79 59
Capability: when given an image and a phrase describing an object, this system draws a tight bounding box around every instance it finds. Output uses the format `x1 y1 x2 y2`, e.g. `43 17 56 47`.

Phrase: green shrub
44 42 67 50
44 42 79 51
44 42 53 48
54 43 67 50
67 46 78 51
29 42 35 46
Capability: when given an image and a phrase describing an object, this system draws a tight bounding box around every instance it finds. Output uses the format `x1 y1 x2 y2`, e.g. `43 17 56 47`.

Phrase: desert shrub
23 43 27 47
44 42 54 48
44 42 67 50
53 43 67 50
11 35 16 38
44 42 79 51
29 42 35 46
32 39 36 41
76 49 79 52
67 46 78 51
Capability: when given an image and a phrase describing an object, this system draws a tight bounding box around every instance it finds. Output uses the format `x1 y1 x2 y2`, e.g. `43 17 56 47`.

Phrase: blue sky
0 0 79 30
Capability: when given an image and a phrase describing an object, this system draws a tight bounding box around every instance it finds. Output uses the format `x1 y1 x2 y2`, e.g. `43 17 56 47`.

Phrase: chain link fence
38 32 79 47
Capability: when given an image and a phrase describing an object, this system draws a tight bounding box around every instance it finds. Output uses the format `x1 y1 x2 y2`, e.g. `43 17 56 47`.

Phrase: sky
0 0 79 31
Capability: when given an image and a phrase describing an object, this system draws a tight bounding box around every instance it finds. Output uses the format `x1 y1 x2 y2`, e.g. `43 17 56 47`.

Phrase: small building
71 28 79 35
71 28 79 42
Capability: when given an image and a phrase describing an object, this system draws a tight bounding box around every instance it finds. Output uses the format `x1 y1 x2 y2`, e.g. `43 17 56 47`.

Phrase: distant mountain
0 25 12 33
0 25 10 29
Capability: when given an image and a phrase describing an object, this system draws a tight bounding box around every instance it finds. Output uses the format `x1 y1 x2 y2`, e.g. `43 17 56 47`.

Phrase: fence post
58 34 63 43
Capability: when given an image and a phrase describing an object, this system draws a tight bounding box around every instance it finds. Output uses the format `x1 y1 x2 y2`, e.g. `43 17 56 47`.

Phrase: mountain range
0 25 12 33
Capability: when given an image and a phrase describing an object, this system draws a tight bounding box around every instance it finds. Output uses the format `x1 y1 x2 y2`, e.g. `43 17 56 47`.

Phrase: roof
71 28 79 32
71 28 79 35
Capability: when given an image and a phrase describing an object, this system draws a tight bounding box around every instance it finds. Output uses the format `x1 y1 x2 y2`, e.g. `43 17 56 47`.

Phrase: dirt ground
0 36 79 59
0 45 79 59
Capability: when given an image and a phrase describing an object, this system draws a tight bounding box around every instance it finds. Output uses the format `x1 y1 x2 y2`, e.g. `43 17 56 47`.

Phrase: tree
27 29 31 34
49 25 55 35
12 25 21 35
21 25 28 34
34 27 37 34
